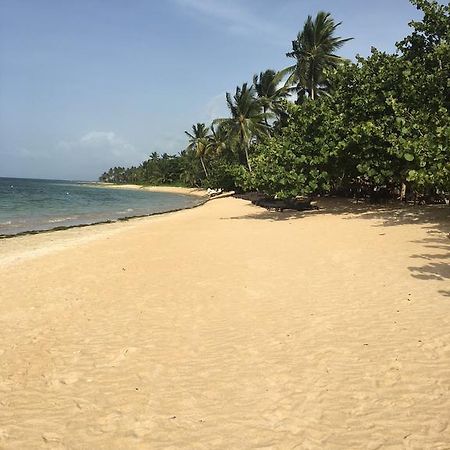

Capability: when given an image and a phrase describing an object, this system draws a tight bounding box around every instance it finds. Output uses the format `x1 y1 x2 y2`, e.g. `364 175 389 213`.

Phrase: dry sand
90 183 209 198
0 197 449 449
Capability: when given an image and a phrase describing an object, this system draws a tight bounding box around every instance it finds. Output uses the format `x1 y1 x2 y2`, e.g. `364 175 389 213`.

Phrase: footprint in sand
429 419 448 434
42 432 61 443
129 419 154 439
0 428 9 441
367 440 385 450
98 347 139 368
48 372 80 387
60 372 80 385
97 412 123 433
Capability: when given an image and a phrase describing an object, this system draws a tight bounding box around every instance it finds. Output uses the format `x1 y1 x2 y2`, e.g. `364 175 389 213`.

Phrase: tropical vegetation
100 0 449 203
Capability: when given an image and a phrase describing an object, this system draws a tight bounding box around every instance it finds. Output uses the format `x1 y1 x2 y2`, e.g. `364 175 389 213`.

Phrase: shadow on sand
223 197 450 286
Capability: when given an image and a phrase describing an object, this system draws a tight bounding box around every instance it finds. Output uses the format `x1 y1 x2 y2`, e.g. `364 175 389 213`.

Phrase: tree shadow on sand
223 197 450 286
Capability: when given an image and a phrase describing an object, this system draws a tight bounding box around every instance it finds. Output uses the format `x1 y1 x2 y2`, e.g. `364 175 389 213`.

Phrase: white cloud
203 93 229 122
2 131 184 180
52 131 146 179
173 0 287 44
58 131 143 160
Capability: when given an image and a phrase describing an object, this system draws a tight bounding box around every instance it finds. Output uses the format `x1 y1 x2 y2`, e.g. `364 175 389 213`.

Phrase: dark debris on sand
234 192 318 212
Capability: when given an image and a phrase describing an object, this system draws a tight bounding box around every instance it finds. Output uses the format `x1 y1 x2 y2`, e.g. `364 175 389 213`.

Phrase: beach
0 196 449 449
91 183 209 197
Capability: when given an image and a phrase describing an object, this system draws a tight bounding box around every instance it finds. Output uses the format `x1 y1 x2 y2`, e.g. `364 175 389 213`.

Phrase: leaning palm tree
214 83 269 172
185 123 210 178
253 69 288 125
283 11 352 102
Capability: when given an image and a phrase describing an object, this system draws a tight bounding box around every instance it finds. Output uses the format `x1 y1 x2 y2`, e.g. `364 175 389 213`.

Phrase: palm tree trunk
245 142 252 173
310 81 316 100
200 156 208 178
263 105 269 127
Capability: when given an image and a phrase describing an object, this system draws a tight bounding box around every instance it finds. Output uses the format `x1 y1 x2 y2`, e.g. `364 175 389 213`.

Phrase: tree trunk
245 143 252 173
310 72 316 100
263 105 269 127
400 183 407 202
200 156 208 178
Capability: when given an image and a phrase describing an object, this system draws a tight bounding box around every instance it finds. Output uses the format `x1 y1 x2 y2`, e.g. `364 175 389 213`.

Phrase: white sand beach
0 197 449 449
91 183 209 197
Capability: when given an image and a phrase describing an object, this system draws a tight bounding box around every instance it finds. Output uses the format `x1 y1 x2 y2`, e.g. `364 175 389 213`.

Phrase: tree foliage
283 11 352 102
185 123 211 178
249 1 449 199
247 101 335 198
214 83 270 172
99 152 196 186
100 2 449 203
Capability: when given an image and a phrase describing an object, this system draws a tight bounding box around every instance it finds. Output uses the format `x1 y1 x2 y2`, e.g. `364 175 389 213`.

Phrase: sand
0 197 449 449
89 183 209 197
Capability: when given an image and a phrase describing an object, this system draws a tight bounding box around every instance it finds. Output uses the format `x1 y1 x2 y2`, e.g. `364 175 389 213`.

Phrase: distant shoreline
87 182 208 198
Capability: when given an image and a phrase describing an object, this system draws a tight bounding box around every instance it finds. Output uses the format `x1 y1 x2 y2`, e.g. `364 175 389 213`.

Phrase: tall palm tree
253 69 288 125
214 83 269 172
284 11 352 102
185 123 210 178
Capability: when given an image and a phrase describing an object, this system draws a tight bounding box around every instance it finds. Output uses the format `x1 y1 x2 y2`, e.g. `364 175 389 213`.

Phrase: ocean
0 177 202 236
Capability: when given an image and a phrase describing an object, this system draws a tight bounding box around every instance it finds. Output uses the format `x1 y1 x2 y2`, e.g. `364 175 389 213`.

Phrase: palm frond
281 11 352 101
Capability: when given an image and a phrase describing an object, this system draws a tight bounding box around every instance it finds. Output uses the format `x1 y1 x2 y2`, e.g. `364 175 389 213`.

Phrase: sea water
0 177 202 236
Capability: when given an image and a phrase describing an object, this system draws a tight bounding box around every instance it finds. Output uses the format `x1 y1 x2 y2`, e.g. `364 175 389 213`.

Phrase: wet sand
0 197 449 449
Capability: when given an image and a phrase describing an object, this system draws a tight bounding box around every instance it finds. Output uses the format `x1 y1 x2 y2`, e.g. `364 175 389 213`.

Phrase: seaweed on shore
0 198 209 240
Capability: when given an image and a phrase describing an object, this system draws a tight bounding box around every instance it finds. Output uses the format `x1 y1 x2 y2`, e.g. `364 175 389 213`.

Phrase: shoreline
0 197 209 240
87 182 208 198
1 196 447 268
0 184 210 240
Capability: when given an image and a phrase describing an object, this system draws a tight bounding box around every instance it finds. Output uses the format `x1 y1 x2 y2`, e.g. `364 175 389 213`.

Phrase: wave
117 208 135 214
47 217 78 223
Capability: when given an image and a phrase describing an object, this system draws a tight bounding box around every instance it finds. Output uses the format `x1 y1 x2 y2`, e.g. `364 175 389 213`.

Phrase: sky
0 0 423 181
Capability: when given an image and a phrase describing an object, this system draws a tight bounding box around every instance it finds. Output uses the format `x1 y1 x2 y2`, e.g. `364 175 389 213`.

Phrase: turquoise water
0 177 202 236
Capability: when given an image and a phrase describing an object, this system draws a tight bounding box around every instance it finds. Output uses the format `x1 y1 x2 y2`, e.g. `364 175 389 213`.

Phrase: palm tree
284 11 352 102
253 69 288 125
209 123 230 157
214 83 269 172
185 123 211 178
179 149 203 187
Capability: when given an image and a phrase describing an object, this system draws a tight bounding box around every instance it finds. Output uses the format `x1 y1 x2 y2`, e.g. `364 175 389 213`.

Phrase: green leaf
404 153 414 162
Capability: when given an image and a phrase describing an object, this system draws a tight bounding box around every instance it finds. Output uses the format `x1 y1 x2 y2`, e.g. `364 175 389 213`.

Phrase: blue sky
0 0 423 180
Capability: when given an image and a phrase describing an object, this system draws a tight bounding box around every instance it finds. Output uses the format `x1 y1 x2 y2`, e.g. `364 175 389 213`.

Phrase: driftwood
253 197 317 212
233 193 317 212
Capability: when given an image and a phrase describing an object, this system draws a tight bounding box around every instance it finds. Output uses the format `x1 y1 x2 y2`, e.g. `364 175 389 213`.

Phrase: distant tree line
99 151 204 187
100 0 449 202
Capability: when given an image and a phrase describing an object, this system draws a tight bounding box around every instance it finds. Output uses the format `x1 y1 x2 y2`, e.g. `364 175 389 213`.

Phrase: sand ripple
0 198 449 449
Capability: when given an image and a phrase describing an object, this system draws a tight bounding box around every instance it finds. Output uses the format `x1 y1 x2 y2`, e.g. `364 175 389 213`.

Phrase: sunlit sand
1 197 449 448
